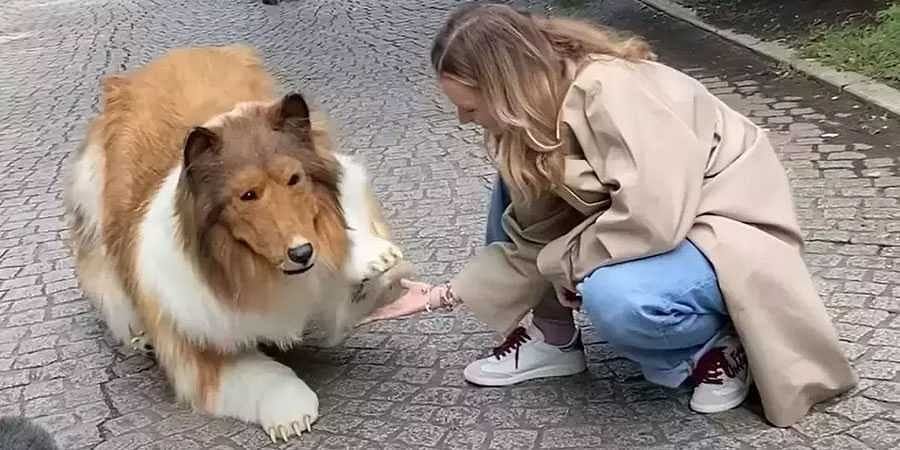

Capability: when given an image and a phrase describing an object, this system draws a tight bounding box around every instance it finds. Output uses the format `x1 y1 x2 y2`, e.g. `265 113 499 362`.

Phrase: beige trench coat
450 55 857 427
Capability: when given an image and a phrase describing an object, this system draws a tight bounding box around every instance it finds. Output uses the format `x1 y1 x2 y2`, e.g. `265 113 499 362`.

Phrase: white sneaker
463 324 587 387
689 334 752 414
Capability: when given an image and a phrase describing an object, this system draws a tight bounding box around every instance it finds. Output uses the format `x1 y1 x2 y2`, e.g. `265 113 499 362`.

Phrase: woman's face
438 76 500 134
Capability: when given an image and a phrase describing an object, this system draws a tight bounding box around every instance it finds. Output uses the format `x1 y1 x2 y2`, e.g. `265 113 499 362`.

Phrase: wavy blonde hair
431 3 655 202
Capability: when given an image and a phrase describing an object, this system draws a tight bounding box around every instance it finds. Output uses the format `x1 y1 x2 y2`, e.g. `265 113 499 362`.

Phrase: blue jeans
485 176 730 387
485 175 512 244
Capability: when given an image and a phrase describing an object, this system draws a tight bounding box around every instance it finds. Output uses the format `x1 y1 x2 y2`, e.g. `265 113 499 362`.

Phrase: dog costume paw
128 325 155 356
363 241 403 280
258 377 319 443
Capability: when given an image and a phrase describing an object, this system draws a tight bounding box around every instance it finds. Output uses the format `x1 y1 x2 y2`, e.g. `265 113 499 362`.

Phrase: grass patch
801 3 900 86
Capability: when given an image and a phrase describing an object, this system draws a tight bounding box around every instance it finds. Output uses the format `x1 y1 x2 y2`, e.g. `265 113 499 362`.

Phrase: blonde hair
431 3 655 202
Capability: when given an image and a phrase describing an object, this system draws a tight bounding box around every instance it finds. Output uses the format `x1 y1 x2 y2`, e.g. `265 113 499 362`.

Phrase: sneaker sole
690 372 753 414
464 360 587 387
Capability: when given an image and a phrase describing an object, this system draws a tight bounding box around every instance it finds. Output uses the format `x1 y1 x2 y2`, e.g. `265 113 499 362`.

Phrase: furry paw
362 240 403 280
348 233 403 283
128 326 154 356
259 377 319 443
129 335 154 355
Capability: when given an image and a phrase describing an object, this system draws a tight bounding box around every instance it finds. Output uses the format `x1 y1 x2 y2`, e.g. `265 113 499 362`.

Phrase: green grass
801 3 900 86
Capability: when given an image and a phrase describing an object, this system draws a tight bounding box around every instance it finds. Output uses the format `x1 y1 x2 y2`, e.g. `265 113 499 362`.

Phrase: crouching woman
365 3 856 426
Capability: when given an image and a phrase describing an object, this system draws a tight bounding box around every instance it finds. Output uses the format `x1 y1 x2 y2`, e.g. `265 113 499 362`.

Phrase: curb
635 0 900 117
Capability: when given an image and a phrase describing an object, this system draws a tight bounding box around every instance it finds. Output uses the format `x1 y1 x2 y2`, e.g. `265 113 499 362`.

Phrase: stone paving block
394 423 448 447
847 419 900 448
676 436 745 449
658 414 724 442
811 434 872 450
443 429 488 449
490 429 539 449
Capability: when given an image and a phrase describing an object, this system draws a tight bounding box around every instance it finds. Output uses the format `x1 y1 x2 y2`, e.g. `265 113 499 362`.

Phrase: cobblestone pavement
1 0 898 449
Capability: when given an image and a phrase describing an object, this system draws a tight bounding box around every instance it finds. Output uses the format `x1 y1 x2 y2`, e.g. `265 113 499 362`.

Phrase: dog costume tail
0 416 59 450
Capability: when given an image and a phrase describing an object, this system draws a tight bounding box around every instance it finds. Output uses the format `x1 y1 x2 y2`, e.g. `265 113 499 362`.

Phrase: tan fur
64 45 409 424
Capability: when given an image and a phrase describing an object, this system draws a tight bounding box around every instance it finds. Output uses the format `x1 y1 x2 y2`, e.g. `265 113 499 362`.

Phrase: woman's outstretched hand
356 279 433 326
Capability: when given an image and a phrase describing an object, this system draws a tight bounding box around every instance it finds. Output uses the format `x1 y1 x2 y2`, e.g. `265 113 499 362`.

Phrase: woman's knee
579 268 664 342
577 243 727 348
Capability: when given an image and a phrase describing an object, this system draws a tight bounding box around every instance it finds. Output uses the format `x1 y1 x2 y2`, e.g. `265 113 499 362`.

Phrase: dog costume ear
183 126 220 170
181 127 226 232
182 126 225 195
271 93 312 137
279 93 310 121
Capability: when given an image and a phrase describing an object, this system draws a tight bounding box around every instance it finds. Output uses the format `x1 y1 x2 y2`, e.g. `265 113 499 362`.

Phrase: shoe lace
691 345 747 385
492 326 531 369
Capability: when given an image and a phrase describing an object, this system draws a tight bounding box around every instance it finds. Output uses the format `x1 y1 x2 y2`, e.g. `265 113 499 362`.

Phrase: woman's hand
555 284 582 309
356 279 433 326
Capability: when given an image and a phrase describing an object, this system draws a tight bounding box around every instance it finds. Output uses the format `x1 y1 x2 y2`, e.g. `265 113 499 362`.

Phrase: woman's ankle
532 315 577 346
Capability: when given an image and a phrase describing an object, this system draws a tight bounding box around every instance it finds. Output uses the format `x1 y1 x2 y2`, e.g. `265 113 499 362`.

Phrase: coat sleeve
450 195 579 334
450 243 547 334
538 74 710 290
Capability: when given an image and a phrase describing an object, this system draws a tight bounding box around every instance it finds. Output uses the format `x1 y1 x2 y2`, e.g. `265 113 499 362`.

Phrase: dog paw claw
128 326 155 356
264 415 314 443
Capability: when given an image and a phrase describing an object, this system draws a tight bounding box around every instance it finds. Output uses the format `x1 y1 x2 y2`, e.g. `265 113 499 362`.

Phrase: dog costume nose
287 243 314 266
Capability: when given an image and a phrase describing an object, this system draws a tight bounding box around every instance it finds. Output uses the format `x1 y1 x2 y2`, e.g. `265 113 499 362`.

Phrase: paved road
0 0 898 449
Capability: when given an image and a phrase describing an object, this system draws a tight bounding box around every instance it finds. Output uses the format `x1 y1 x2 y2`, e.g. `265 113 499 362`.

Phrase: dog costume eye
240 190 258 201
287 174 300 186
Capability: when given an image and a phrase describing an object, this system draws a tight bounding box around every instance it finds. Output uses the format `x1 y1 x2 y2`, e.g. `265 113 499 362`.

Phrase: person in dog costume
364 3 856 426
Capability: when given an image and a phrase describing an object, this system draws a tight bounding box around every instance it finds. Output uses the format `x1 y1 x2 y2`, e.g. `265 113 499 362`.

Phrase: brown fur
65 45 391 414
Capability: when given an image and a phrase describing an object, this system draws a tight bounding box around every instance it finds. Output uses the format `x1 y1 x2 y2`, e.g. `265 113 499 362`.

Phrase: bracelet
437 282 461 312
424 282 461 312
